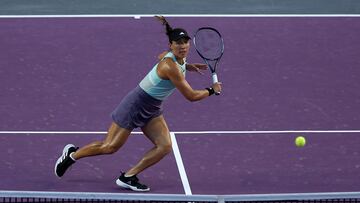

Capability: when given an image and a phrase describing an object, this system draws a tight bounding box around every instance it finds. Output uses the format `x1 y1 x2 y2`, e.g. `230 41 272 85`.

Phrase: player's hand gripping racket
193 27 224 95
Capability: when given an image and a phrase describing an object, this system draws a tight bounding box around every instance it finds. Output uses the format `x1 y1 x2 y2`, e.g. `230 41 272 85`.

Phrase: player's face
170 38 190 59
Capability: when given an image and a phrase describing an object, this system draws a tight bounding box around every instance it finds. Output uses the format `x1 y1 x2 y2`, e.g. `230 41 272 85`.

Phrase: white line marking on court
170 132 192 195
1 14 360 18
174 130 360 134
1 130 360 135
0 131 108 134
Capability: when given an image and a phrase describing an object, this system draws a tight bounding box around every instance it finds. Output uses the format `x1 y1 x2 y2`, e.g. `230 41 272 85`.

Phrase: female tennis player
55 16 222 192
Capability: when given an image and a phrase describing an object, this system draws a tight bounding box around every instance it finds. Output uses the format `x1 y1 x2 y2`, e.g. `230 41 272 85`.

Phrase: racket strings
195 29 223 60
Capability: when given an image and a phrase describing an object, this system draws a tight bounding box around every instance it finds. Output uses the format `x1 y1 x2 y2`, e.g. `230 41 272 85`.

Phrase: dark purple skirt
111 86 163 130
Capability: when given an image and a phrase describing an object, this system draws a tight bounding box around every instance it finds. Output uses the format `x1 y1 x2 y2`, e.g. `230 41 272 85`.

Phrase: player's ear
169 42 174 50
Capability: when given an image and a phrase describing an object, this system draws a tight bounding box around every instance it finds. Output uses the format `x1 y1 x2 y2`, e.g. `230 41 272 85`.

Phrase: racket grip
212 73 221 95
212 73 218 84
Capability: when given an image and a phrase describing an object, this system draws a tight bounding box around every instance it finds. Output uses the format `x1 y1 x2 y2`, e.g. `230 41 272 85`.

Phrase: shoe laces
130 176 148 189
122 174 147 189
127 175 139 184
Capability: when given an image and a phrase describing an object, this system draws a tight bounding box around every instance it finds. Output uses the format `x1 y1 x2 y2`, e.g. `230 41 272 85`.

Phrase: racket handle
212 73 218 84
212 73 221 95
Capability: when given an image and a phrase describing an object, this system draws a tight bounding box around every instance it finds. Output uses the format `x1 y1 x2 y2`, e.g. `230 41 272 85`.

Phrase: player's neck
175 57 185 65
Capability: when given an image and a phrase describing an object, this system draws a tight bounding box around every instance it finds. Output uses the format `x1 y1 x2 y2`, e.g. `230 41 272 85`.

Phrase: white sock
69 152 76 161
124 174 134 178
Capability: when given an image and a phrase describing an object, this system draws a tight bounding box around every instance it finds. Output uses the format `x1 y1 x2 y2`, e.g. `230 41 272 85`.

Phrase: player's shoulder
158 58 182 77
159 57 177 69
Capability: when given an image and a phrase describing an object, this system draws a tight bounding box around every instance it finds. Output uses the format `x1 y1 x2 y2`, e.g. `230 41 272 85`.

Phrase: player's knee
159 143 172 155
101 143 119 154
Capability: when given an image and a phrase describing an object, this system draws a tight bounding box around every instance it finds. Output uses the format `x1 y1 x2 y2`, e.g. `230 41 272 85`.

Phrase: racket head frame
193 27 224 83
193 27 225 62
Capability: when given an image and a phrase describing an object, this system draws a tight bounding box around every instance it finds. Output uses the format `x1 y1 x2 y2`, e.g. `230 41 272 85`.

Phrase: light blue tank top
139 52 187 101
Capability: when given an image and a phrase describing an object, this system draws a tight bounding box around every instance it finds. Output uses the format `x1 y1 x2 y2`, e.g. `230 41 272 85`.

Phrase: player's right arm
157 59 221 102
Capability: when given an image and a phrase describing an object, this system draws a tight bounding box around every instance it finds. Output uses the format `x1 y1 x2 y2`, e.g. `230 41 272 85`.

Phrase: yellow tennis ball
295 136 306 147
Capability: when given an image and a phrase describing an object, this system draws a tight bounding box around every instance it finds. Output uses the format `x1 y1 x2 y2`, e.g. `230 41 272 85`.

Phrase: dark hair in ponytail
155 15 173 43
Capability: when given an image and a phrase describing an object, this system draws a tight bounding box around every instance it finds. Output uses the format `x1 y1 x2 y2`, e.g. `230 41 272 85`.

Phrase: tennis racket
193 27 224 95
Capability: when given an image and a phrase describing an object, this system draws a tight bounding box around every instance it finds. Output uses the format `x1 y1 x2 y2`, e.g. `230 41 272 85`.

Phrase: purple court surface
1 17 360 195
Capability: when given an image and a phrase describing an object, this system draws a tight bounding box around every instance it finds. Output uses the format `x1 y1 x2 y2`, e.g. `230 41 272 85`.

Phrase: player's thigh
104 122 132 148
141 115 171 147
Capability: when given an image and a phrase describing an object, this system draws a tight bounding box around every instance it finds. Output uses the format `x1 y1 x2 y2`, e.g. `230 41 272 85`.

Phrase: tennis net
1 191 360 203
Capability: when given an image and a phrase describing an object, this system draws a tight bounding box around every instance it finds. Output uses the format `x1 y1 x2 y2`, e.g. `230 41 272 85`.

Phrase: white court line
1 14 360 18
1 130 360 135
170 132 192 195
174 130 360 134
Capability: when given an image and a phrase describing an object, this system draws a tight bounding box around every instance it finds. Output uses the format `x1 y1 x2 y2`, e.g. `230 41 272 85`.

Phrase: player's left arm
186 63 208 74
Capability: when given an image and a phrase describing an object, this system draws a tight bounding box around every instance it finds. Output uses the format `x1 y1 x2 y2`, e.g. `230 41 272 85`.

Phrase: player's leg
116 115 171 191
55 122 131 177
127 115 172 175
73 122 131 159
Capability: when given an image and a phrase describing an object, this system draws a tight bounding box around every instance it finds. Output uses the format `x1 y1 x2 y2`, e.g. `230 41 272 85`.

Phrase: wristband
206 87 215 96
